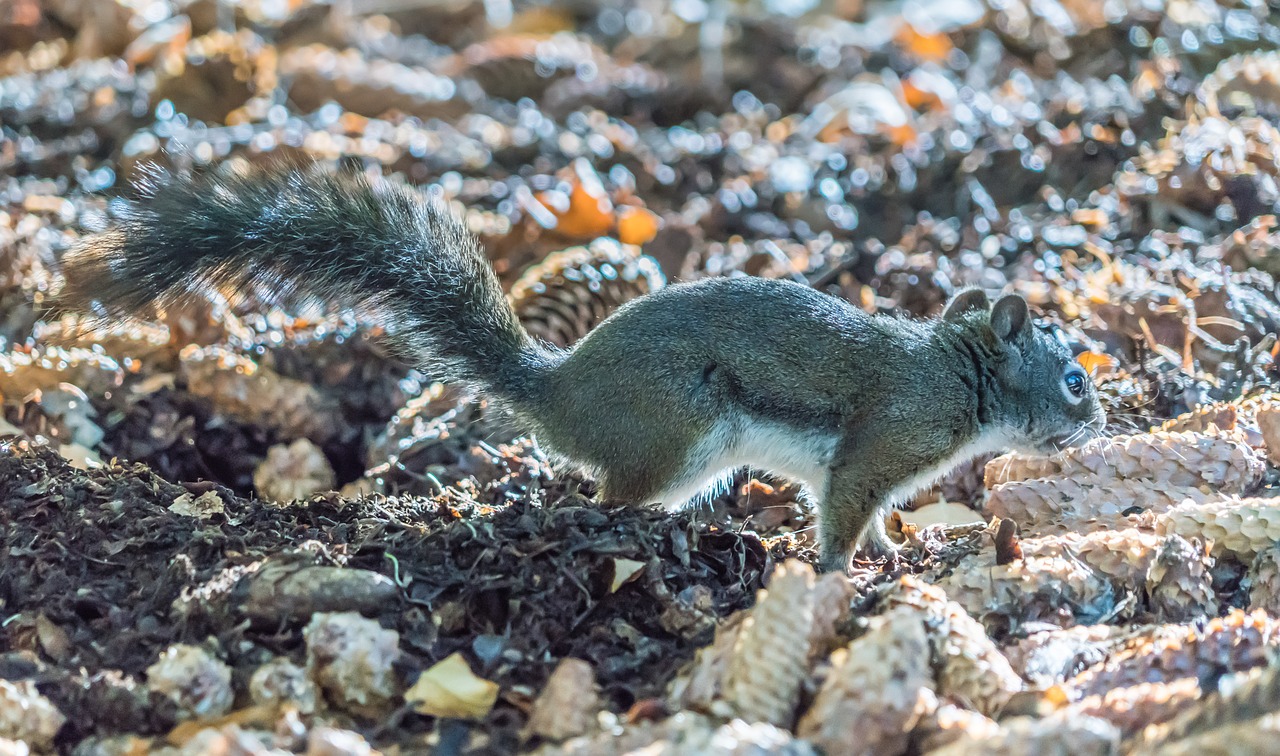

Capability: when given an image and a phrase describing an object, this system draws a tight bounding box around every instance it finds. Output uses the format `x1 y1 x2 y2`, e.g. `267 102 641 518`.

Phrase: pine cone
718 560 816 727
1131 663 1280 756
0 345 123 401
1146 535 1218 622
1248 546 1280 614
1157 403 1238 434
253 438 337 503
936 544 1118 629
984 429 1263 491
1067 610 1280 698
1157 496 1280 561
180 345 341 443
796 606 937 756
526 659 601 743
881 577 1023 715
532 712 813 756
1068 679 1201 738
0 680 65 750
510 238 665 348
924 712 1120 756
985 475 1208 537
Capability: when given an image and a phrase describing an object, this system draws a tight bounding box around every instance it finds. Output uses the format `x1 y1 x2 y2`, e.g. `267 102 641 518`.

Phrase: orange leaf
902 79 942 111
885 122 918 147
1076 351 1117 376
538 158 615 240
616 206 660 245
895 25 952 63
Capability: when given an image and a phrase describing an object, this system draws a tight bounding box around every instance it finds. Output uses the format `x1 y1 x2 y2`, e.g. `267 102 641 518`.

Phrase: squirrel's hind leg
641 419 741 510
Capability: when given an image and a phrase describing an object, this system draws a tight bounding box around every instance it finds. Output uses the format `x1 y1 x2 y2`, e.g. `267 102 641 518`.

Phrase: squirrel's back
60 164 561 409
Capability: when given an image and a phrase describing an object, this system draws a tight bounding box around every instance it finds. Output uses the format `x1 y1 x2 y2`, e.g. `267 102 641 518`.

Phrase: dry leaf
406 653 500 720
536 158 615 240
899 500 985 528
610 559 646 593
1076 351 1117 376
58 442 102 470
615 206 660 245
169 491 225 519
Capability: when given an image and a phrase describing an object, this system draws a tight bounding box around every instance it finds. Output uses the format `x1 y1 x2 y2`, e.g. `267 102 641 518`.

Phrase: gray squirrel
60 164 1106 573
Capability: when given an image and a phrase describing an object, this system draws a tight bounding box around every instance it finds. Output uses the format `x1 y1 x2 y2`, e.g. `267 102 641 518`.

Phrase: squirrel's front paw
816 549 852 574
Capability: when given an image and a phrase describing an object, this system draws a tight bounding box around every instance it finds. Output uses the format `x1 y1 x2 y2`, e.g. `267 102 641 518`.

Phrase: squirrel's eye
1062 370 1087 403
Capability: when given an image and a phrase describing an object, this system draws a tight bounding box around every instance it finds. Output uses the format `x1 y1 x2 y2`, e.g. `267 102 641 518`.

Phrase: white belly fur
876 429 1012 508
654 417 1010 514
652 414 839 509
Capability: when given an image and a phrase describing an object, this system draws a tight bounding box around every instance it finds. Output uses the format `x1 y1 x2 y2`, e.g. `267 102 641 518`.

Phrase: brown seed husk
526 658 601 742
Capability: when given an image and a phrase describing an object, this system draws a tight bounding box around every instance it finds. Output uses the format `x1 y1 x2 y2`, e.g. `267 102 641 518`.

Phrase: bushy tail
59 164 558 401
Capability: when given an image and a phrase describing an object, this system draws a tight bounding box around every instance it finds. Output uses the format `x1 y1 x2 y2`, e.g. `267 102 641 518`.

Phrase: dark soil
0 446 780 751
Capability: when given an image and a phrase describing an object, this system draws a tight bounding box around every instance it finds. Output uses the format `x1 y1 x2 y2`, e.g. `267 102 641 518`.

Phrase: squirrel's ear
991 295 1031 341
942 288 990 321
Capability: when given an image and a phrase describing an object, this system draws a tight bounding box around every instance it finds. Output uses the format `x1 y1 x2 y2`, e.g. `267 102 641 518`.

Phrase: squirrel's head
942 289 1106 454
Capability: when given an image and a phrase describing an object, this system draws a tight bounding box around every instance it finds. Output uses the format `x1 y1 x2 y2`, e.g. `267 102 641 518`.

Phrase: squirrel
59 163 1106 573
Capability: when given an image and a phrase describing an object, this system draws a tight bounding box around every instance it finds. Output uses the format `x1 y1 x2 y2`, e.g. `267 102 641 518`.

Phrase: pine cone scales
1147 536 1217 621
533 712 812 755
984 430 1263 491
1157 497 1280 561
509 239 665 348
925 712 1120 756
1067 610 1280 698
1131 662 1280 755
985 476 1211 537
1068 679 1201 737
0 680 65 750
882 577 1023 714
1159 404 1238 434
0 345 124 400
526 659 601 742
796 607 936 756
1145 712 1280 756
1257 404 1280 465
1022 529 1165 585
935 545 1116 628
180 345 341 443
1248 546 1280 614
719 561 816 727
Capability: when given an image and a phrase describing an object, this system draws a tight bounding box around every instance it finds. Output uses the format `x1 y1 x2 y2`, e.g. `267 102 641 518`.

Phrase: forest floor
3 0 1280 753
